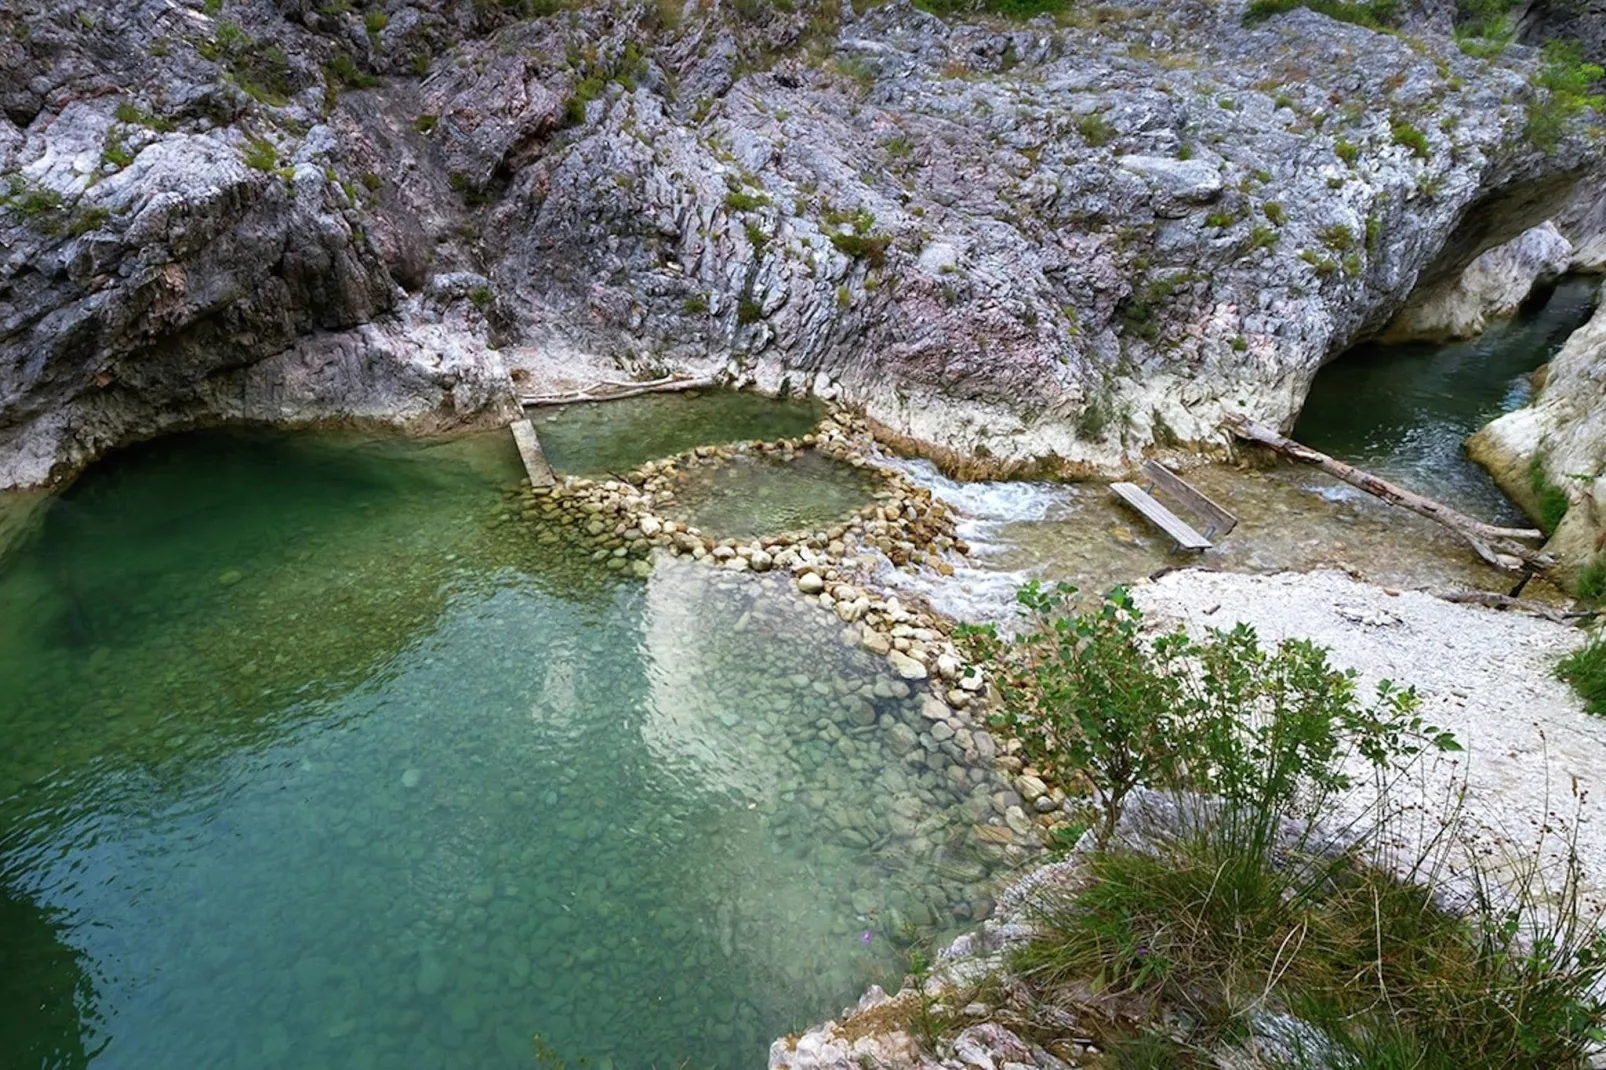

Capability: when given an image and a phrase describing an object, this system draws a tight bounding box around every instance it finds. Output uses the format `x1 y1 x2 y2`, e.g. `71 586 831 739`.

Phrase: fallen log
1221 413 1553 573
1438 590 1599 623
519 374 718 407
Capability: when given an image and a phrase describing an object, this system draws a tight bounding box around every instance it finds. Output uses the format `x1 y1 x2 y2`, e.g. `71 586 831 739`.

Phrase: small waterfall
872 455 1078 625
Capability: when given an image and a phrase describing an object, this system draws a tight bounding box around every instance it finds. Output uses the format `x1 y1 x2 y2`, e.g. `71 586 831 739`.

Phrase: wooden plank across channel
1140 461 1237 538
1109 482 1213 551
509 418 555 487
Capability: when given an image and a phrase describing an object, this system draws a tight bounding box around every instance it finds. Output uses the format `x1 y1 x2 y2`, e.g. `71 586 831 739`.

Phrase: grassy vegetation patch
914 0 1069 20
829 231 891 268
1529 452 1570 535
1391 119 1430 157
1525 40 1605 151
199 20 298 106
1244 0 1400 30
1557 633 1606 714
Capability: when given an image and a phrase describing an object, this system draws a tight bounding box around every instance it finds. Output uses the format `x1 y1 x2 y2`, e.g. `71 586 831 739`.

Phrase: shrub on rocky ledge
950 584 1606 1067
959 583 1453 846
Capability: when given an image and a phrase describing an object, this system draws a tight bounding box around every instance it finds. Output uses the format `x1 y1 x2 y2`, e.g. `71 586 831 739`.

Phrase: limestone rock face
1383 222 1575 343
1558 169 1606 273
1468 282 1606 583
2 0 1603 487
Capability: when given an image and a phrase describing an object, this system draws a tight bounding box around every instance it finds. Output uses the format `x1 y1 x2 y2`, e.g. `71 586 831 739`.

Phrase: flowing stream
0 422 1012 1070
881 278 1601 621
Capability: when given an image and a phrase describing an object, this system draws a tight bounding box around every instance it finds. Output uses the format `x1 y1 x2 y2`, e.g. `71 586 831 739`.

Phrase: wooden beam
1438 590 1600 622
1221 413 1551 573
1111 482 1213 550
519 375 718 407
508 418 555 487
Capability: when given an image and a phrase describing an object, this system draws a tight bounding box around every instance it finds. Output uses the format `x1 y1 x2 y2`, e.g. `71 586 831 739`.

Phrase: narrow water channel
1293 276 1600 523
0 427 1010 1070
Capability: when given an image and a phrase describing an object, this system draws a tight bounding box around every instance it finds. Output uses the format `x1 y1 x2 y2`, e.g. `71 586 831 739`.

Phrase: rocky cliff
3 0 1602 488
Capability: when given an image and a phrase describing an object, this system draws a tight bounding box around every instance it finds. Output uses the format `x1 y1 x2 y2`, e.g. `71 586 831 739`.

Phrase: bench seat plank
1110 482 1212 550
1139 461 1237 537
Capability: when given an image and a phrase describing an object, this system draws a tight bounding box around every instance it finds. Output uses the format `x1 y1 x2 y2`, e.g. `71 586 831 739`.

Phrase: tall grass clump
1526 40 1605 151
1529 452 1570 535
1556 632 1606 715
960 584 1606 1065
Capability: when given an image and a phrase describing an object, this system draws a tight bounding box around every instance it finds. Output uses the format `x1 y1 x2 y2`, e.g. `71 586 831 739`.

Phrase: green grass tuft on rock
1244 0 1400 30
1557 634 1606 715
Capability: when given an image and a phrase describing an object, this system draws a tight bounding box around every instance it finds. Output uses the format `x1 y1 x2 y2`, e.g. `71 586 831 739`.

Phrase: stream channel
0 278 1596 1070
883 277 1599 621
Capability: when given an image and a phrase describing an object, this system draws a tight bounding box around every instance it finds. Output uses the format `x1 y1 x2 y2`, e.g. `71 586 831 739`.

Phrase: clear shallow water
533 391 825 476
0 429 1013 1070
668 452 883 541
879 453 1531 625
1294 276 1599 524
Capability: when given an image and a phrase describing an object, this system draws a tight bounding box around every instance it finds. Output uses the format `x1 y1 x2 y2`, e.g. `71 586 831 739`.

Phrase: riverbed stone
887 651 928 680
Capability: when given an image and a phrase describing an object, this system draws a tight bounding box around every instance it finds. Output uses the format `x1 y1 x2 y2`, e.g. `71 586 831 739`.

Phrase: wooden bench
1109 461 1237 552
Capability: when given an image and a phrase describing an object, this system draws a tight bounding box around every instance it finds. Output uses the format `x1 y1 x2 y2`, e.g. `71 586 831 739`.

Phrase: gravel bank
1134 568 1606 900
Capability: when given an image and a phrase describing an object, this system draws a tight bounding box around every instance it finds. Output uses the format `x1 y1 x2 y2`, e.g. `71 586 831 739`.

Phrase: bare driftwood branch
1221 413 1553 573
1438 590 1601 623
519 375 718 407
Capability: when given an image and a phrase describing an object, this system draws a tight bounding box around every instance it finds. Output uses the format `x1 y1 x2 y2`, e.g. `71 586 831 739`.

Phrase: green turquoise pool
0 428 1012 1070
531 391 825 476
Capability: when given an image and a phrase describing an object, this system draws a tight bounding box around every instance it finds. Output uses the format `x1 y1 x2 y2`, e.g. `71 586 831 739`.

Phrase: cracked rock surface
3 0 1602 487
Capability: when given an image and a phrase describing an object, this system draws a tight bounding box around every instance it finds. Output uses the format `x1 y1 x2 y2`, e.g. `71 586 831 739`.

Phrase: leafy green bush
958 584 1449 846
1557 633 1606 714
1526 40 1605 151
1263 201 1287 226
1333 138 1360 165
969 584 1603 1065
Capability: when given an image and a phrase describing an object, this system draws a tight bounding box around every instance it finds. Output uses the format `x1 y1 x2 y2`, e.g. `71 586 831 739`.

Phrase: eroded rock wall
1383 221 1575 342
3 0 1602 487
